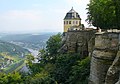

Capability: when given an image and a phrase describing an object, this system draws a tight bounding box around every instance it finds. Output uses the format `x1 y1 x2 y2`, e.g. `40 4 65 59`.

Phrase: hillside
0 33 57 50
0 40 30 73
0 40 30 56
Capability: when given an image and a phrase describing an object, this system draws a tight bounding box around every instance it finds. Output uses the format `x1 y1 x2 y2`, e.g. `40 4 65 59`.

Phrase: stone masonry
61 29 96 56
61 28 120 84
89 31 120 84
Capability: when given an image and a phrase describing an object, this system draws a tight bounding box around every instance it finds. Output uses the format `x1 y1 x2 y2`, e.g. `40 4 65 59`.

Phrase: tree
25 33 90 84
44 33 62 63
26 54 44 74
113 0 120 28
67 57 90 84
27 72 57 84
86 0 120 29
0 72 23 84
38 49 49 64
46 33 62 55
52 53 81 84
26 54 34 68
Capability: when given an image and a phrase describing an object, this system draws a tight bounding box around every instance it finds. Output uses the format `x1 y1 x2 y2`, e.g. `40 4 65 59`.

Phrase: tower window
66 21 68 24
76 21 78 24
64 21 65 24
69 21 71 24
73 21 75 24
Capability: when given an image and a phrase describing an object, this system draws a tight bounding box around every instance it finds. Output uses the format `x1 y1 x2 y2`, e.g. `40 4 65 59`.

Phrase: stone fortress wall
61 29 120 84
61 29 96 56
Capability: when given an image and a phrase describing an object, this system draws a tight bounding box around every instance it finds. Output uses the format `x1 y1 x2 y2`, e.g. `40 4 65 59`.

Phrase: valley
0 33 57 50
0 40 30 73
0 33 56 73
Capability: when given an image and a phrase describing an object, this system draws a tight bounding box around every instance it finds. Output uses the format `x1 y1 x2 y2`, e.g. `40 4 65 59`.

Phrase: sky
0 0 90 33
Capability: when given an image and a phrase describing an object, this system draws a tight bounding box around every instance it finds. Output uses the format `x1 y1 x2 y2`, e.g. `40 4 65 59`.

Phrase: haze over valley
0 32 57 50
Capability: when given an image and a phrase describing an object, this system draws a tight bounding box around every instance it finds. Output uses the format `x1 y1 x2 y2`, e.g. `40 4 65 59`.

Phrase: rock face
61 29 96 56
61 29 120 83
105 51 120 84
89 32 120 84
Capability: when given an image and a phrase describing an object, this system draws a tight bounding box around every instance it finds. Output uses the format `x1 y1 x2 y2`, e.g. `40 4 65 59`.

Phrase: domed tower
64 7 81 32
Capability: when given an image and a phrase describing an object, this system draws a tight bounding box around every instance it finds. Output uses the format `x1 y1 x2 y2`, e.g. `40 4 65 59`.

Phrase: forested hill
0 40 30 56
0 33 56 44
0 33 58 50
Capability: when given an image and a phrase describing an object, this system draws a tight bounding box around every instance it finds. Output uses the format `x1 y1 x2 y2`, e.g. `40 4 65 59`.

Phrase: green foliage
26 54 40 74
38 33 62 64
26 54 35 67
27 33 90 84
67 57 90 84
46 33 62 55
0 33 91 84
27 73 57 84
26 54 47 75
28 63 56 84
38 49 48 64
52 53 80 84
86 0 120 29
0 72 23 84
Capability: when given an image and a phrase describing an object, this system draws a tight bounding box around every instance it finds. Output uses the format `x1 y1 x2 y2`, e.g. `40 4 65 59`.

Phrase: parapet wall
89 32 120 84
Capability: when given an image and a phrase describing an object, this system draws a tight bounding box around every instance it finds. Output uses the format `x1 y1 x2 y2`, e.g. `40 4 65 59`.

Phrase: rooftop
64 7 81 20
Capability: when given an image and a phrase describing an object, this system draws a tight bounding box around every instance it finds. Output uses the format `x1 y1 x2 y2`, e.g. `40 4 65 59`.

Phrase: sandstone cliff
61 29 120 84
89 31 120 84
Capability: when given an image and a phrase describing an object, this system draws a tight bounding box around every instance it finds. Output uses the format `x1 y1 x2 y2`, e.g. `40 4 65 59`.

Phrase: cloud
0 10 44 32
0 9 63 33
1 10 42 20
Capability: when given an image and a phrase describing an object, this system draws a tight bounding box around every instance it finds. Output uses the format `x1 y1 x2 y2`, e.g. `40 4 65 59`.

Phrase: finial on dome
72 7 73 9
69 7 76 13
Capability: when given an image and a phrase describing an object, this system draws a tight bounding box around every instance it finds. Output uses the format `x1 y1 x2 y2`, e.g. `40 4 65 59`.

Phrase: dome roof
64 7 81 20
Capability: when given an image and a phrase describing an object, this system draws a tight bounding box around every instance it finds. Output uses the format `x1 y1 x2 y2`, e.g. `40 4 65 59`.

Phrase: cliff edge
89 31 120 84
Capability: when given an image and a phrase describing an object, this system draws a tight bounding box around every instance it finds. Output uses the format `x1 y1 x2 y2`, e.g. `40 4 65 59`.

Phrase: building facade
63 7 82 32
